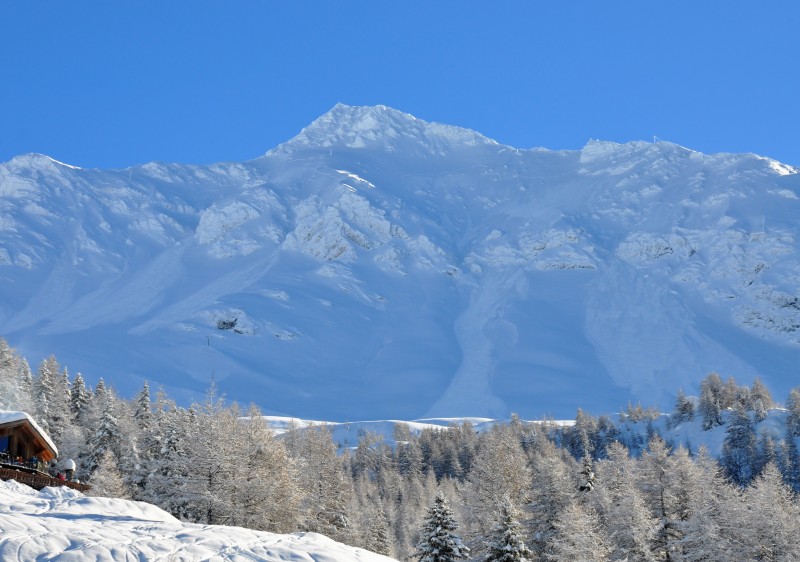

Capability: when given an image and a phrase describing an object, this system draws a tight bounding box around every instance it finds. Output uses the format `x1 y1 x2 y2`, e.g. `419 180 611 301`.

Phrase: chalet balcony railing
0 464 91 493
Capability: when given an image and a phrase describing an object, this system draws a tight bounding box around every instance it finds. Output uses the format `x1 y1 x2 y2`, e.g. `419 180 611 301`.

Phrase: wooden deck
0 465 91 493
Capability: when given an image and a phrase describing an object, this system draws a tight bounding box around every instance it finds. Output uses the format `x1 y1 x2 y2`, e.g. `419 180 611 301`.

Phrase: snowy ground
0 479 396 562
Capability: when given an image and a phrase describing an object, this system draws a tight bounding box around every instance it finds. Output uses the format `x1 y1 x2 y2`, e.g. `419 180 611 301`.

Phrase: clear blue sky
2 2 798 169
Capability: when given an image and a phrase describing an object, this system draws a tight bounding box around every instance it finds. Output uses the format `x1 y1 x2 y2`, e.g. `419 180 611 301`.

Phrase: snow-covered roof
0 410 58 458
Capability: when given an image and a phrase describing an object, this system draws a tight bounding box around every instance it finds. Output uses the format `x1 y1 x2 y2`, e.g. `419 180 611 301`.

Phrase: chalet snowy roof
0 411 58 459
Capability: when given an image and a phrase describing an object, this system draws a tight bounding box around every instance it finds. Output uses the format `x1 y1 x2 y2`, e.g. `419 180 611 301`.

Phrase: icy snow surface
0 480 395 562
2 104 800 419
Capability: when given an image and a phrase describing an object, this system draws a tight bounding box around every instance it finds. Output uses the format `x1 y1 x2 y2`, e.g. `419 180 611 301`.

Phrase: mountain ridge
1 105 799 420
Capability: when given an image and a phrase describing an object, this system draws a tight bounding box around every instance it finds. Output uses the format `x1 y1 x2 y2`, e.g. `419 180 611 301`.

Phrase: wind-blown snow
0 480 395 562
1 104 800 420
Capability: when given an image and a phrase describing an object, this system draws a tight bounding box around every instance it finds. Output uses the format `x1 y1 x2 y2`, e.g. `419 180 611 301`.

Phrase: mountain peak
270 103 498 155
2 153 81 172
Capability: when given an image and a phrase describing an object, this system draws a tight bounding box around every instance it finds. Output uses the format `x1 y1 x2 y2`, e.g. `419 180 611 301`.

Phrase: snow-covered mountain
0 479 394 562
2 104 799 420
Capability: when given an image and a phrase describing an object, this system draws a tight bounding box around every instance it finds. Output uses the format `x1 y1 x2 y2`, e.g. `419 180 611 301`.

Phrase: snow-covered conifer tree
415 491 469 562
228 404 301 533
364 502 392 556
0 337 15 373
34 355 61 433
87 387 121 476
69 372 91 425
750 377 775 409
733 462 800 560
294 425 353 543
16 358 35 412
720 404 757 486
48 367 72 445
786 387 800 437
133 381 152 428
483 499 532 562
0 339 33 411
88 449 129 498
181 388 238 525
397 439 424 479
698 373 723 430
638 437 683 560
778 425 800 492
677 448 737 562
671 388 695 427
592 442 656 562
464 424 531 540
528 439 576 558
546 501 610 562
140 404 193 519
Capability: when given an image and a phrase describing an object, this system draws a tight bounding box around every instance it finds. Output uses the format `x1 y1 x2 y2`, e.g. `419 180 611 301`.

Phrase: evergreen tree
16 358 35 412
578 453 595 493
671 388 695 427
720 404 757 486
752 397 768 423
87 388 121 476
0 337 15 372
786 387 800 437
484 500 532 562
49 367 72 445
397 439 424 479
133 380 152 428
141 404 193 519
70 373 91 424
34 355 60 433
364 503 392 556
0 340 33 411
415 491 469 562
698 373 723 430
778 425 800 492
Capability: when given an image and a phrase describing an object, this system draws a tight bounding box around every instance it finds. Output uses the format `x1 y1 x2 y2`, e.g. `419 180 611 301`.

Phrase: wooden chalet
0 411 90 493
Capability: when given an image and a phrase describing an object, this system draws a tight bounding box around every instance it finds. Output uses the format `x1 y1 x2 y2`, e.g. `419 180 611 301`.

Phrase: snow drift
0 479 395 562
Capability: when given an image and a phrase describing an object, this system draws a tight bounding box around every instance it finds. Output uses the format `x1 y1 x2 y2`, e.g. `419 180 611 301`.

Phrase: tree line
2 337 800 561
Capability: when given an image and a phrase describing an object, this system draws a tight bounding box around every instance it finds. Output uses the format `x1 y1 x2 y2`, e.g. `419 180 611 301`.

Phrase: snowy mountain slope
263 407 783 461
0 480 395 562
1 104 799 419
